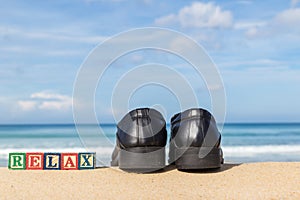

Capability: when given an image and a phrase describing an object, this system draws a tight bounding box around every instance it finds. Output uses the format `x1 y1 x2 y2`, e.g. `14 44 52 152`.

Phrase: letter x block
8 153 26 170
26 153 44 170
61 153 78 170
44 153 61 170
78 152 96 170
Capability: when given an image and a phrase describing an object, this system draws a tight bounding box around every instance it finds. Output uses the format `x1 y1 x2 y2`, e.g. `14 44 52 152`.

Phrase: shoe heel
175 147 222 170
119 147 165 172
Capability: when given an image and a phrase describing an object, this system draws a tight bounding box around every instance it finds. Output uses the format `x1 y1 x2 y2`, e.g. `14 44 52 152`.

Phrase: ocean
1 123 300 167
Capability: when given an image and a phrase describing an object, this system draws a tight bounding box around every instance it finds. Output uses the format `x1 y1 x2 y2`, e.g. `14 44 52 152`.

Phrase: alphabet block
78 152 96 170
26 153 44 170
61 153 78 170
8 153 26 170
44 153 61 170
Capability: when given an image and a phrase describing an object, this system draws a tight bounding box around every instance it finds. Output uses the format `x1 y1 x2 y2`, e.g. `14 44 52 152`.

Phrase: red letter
65 156 75 167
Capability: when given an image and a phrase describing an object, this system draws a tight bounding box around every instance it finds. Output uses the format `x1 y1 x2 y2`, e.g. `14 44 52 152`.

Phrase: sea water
1 123 300 167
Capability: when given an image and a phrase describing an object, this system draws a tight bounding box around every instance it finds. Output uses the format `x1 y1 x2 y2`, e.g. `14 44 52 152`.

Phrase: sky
0 0 300 124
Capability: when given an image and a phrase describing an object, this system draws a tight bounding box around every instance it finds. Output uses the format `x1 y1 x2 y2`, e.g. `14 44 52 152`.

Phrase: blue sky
1 0 300 124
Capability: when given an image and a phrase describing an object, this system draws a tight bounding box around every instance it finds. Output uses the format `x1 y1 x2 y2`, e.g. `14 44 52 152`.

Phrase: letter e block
26 153 44 170
78 152 96 170
8 153 26 170
61 153 78 170
44 153 61 170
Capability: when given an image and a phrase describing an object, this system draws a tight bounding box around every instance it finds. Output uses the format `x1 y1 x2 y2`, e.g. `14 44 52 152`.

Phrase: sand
0 162 299 200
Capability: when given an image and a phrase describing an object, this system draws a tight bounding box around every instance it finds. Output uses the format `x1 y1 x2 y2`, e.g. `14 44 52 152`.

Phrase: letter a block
8 153 26 170
26 153 44 170
44 153 61 170
78 152 96 170
61 153 78 170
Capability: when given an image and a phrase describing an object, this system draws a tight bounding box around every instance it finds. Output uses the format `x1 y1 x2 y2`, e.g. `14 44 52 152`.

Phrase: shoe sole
119 147 165 172
174 147 223 170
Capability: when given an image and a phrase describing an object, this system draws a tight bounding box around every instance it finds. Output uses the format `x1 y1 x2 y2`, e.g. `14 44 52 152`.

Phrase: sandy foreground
0 162 299 200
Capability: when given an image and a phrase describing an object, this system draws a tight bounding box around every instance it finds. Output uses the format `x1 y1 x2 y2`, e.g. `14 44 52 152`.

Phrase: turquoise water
1 123 300 166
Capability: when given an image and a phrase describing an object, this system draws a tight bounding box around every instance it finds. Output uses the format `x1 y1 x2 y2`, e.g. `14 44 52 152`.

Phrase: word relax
8 152 96 170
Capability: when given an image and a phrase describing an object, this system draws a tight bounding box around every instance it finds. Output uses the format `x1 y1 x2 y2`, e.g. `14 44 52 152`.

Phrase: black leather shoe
169 108 224 170
111 108 167 172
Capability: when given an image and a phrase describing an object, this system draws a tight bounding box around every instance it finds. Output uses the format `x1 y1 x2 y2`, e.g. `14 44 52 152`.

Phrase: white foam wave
223 145 300 157
0 147 114 160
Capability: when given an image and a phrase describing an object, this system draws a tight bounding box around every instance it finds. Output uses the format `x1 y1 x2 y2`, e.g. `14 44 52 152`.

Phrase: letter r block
26 153 44 170
61 153 78 170
44 153 61 170
8 153 26 170
78 152 96 170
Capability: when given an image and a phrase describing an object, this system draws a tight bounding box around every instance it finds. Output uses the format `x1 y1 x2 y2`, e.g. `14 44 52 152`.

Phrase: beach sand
1 162 299 199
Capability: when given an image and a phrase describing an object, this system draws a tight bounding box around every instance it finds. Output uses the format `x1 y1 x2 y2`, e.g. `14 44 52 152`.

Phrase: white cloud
155 2 233 28
38 100 71 110
234 21 266 38
0 25 108 57
30 92 68 100
291 0 300 7
219 59 288 69
234 21 266 30
245 27 258 37
168 36 196 53
0 45 84 57
154 14 177 26
274 8 300 27
17 101 37 111
0 25 107 44
244 8 300 38
18 91 72 111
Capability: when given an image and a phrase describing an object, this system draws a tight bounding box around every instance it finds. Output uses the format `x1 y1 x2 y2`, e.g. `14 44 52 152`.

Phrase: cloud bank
155 2 233 28
18 91 72 111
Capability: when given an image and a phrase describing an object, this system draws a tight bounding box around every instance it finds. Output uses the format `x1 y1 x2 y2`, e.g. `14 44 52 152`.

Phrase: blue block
44 153 61 170
78 152 96 170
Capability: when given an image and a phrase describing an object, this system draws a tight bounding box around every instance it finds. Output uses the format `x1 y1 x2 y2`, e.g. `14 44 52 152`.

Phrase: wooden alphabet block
26 152 44 170
61 153 78 170
8 153 26 170
44 153 61 170
78 152 96 170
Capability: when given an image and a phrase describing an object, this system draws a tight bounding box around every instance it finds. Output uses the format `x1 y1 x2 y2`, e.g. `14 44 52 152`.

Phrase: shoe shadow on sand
110 163 241 174
161 163 241 174
95 163 240 174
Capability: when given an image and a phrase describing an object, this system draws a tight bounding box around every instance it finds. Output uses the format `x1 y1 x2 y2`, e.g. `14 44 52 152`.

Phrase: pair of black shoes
111 108 223 172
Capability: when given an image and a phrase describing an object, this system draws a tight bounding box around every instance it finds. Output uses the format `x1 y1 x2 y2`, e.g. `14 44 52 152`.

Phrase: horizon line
1 122 300 126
